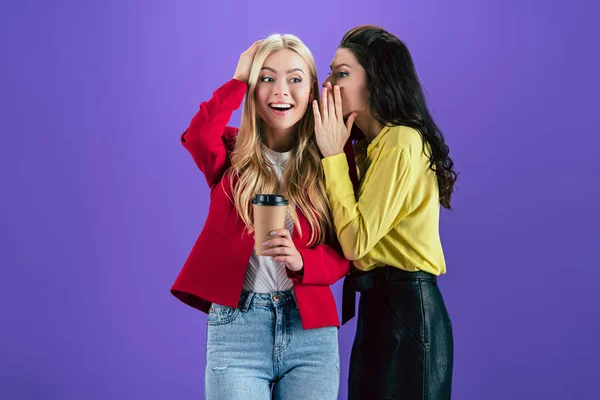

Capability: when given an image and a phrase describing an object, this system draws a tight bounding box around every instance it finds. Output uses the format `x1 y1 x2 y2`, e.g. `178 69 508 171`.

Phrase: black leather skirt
344 267 454 400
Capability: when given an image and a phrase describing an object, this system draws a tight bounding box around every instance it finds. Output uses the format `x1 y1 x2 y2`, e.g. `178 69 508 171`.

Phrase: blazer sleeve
289 235 351 286
181 79 247 189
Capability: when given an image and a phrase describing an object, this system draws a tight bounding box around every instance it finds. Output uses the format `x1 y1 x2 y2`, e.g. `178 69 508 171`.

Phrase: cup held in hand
252 194 288 255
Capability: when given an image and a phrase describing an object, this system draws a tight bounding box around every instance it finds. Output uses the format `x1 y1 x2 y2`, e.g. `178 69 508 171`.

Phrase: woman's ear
309 86 315 103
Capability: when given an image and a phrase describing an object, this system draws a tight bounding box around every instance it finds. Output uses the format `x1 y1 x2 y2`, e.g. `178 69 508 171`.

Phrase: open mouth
269 103 294 114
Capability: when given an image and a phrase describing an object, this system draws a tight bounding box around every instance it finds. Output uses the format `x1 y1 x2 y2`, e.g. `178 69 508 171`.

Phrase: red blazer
171 79 357 329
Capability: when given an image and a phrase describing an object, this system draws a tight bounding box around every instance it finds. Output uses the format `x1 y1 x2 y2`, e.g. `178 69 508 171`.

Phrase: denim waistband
238 290 297 311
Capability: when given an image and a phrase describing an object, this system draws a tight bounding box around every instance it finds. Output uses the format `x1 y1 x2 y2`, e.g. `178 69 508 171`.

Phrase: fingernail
262 241 268 246
263 250 269 254
335 85 339 90
270 231 277 235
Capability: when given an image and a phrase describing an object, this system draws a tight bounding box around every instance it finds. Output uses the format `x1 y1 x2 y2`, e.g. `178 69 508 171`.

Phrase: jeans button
273 294 281 302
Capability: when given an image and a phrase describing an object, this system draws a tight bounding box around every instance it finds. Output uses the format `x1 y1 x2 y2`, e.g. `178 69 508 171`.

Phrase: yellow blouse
322 125 446 275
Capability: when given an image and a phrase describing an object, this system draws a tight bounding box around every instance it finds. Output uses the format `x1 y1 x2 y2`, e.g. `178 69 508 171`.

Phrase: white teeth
270 104 292 109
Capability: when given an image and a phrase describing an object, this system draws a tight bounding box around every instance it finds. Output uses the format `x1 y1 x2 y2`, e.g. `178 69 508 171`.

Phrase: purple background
1 0 599 399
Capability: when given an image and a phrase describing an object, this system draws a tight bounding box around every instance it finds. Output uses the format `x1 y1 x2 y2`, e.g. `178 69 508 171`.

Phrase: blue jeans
205 290 340 399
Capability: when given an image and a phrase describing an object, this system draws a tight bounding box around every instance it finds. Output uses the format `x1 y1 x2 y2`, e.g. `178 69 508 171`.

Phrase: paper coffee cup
252 194 288 255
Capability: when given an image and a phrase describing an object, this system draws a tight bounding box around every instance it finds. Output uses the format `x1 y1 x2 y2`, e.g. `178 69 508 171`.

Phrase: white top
242 145 295 293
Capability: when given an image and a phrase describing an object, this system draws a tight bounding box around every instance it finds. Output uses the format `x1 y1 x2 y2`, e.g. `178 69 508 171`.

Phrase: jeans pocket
207 303 240 326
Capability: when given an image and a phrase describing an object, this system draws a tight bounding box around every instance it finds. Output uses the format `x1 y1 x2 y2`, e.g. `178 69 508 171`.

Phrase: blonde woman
171 35 350 399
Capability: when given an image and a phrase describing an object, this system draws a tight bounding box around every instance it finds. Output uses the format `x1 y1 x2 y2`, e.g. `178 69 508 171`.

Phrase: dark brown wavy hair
342 25 458 209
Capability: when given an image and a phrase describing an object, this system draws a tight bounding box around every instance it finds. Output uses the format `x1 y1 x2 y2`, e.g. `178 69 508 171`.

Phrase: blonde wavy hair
229 34 332 247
